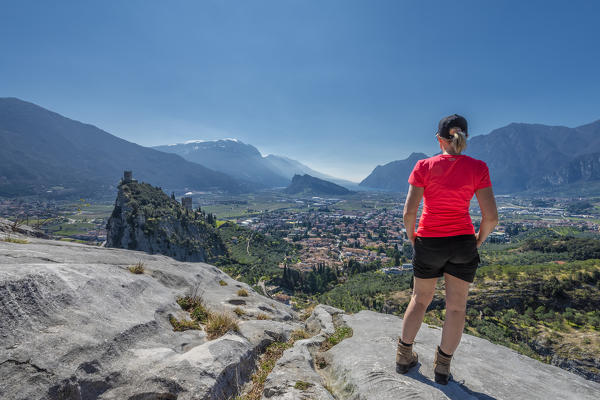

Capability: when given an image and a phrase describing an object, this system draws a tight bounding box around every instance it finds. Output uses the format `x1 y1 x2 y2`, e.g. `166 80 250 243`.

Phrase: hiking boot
433 345 453 385
396 338 418 373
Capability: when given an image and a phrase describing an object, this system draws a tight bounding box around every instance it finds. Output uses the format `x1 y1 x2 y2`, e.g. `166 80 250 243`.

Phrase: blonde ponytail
451 131 467 153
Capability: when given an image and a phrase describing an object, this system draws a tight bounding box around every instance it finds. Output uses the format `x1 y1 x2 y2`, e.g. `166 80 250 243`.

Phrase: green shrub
190 304 210 323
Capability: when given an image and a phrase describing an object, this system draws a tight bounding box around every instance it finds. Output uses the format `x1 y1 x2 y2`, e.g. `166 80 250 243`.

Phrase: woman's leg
401 276 438 344
440 272 471 355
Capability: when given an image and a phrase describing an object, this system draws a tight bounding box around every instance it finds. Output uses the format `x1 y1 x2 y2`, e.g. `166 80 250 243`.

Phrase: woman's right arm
474 186 499 248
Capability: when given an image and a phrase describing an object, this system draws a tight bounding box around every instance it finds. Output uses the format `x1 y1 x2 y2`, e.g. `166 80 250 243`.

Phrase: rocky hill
106 178 226 262
284 174 354 196
0 98 250 198
1 236 600 399
263 154 361 190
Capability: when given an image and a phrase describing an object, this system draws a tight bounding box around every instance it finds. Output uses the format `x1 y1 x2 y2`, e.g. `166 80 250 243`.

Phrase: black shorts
412 234 480 283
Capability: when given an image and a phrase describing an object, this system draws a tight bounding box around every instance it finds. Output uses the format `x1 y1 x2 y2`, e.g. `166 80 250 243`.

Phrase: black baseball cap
436 114 468 139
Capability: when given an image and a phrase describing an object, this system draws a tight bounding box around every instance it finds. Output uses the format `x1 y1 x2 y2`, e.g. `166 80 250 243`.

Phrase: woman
395 114 499 385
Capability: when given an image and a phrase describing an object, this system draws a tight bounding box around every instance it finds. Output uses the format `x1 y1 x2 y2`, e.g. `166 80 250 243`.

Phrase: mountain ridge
359 152 429 192
153 139 362 190
0 98 251 197
360 119 600 193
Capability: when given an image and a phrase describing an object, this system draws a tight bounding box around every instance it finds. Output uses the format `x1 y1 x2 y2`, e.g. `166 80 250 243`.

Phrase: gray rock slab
0 238 298 399
324 310 600 400
262 334 334 400
0 218 48 238
305 304 344 336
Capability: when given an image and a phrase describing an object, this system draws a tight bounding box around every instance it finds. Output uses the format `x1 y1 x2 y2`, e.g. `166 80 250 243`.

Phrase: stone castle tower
181 196 193 211
122 171 137 183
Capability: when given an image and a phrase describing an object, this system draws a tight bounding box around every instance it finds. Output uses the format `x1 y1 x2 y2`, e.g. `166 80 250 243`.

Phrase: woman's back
408 153 491 237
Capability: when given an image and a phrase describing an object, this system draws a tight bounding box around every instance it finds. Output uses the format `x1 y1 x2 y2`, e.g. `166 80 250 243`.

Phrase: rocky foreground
1 236 600 400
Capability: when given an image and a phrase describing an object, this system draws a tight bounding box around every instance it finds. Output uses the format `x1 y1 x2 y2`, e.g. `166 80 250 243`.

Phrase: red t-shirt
408 154 492 237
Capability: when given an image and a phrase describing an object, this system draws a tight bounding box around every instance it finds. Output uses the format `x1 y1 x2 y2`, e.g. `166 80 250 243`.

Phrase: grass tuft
294 380 313 390
176 295 203 311
206 311 239 340
219 279 228 286
237 288 249 297
256 313 270 320
190 304 210 323
128 261 145 274
290 329 311 341
169 315 201 331
176 295 210 323
2 237 29 244
321 326 353 351
233 307 246 317
242 341 293 399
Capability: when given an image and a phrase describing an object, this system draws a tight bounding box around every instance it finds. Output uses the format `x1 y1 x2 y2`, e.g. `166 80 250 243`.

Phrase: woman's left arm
403 184 424 245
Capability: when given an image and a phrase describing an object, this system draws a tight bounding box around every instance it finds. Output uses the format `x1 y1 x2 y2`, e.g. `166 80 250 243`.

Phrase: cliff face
106 181 226 262
1 237 600 399
542 152 600 185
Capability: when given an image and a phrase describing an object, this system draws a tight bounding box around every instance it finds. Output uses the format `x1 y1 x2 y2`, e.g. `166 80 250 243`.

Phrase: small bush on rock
169 315 201 331
206 312 239 339
176 295 203 311
233 307 246 316
294 381 313 390
190 304 210 323
128 261 145 274
321 326 353 351
290 329 311 341
237 288 249 297
2 237 29 244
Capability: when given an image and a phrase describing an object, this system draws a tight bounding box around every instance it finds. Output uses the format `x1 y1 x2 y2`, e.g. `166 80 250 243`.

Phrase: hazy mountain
284 174 354 195
0 98 250 197
360 120 600 194
264 154 363 190
154 140 361 190
359 152 428 192
154 139 290 188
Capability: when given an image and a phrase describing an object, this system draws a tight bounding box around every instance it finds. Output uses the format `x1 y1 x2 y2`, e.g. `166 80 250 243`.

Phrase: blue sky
2 1 599 182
